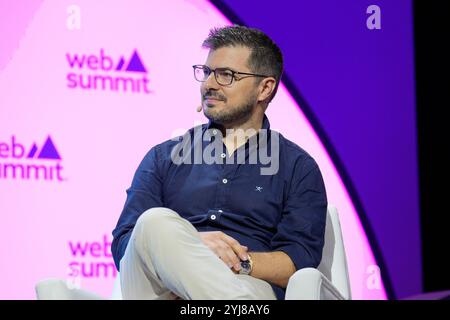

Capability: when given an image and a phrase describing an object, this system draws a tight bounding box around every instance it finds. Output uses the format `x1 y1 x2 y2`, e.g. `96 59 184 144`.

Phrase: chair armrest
285 268 347 300
35 278 105 300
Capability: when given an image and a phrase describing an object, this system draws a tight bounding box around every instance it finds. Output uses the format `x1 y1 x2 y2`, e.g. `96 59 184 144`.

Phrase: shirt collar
204 115 271 160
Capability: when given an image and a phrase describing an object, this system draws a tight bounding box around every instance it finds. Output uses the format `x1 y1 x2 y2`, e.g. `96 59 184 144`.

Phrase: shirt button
222 178 228 184
212 129 218 135
218 210 223 213
210 215 216 220
220 153 226 158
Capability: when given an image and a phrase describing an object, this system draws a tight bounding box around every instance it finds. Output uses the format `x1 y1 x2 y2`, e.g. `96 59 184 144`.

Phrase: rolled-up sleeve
111 145 165 270
271 156 327 270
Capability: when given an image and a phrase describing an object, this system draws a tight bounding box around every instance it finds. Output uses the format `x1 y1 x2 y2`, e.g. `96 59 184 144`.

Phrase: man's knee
136 207 179 231
130 207 180 254
134 207 185 243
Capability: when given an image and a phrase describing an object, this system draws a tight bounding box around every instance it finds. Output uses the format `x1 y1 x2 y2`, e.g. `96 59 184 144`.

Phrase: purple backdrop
215 0 419 298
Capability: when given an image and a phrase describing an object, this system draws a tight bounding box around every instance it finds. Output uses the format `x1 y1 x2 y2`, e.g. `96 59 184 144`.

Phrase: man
112 25 327 300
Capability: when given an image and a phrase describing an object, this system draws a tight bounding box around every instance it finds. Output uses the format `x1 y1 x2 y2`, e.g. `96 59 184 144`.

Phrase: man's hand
199 231 249 272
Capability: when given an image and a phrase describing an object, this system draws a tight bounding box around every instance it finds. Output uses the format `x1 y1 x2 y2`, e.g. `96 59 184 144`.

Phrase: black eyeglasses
192 65 271 86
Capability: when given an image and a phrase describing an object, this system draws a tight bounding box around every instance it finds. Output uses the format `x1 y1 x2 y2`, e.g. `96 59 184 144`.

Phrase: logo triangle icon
37 136 61 160
116 57 125 71
27 143 38 158
125 50 147 73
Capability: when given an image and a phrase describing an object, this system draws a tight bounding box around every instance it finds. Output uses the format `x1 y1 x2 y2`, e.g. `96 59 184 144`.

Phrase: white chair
285 205 351 300
35 205 351 300
35 272 123 300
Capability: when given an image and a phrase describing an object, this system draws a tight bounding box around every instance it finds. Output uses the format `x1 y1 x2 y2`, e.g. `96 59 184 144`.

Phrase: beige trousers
119 207 277 300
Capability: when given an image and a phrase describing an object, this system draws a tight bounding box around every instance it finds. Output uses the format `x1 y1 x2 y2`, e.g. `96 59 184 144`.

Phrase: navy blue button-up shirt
112 115 327 299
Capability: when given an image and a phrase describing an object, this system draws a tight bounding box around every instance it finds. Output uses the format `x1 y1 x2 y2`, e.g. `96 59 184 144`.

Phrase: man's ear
257 77 276 103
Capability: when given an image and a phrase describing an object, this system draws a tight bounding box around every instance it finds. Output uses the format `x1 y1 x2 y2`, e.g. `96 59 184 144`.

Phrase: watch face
240 260 251 274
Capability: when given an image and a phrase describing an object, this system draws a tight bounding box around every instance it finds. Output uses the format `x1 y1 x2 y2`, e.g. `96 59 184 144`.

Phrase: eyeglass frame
192 64 273 86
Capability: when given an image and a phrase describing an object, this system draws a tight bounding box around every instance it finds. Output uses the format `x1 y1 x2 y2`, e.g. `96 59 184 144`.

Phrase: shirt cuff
276 243 319 271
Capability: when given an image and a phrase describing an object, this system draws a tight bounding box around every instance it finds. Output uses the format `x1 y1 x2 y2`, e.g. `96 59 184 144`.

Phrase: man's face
200 46 259 125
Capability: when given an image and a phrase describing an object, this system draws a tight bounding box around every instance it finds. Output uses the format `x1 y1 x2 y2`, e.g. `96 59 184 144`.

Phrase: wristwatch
239 254 253 275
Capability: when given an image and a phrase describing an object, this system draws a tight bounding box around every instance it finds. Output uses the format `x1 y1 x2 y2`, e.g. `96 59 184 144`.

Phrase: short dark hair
202 25 283 102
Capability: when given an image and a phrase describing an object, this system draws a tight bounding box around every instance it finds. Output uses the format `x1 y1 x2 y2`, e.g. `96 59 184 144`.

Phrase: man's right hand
199 231 249 273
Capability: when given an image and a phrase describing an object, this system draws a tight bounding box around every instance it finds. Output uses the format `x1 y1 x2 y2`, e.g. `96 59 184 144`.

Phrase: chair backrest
111 272 122 299
317 205 351 300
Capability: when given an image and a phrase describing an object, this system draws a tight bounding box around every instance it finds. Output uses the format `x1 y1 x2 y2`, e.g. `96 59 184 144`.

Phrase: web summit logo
66 49 151 94
0 136 65 181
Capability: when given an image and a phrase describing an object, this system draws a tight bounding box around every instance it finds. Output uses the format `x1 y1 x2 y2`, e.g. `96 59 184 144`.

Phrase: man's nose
203 71 220 90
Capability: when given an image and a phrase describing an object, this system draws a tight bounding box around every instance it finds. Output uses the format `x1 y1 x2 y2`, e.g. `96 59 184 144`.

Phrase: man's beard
203 93 257 126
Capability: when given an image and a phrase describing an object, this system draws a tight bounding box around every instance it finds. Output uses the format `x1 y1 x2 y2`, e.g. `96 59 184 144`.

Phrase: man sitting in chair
112 25 327 300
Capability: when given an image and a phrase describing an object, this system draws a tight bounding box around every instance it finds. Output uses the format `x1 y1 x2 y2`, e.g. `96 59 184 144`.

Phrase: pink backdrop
0 0 386 299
